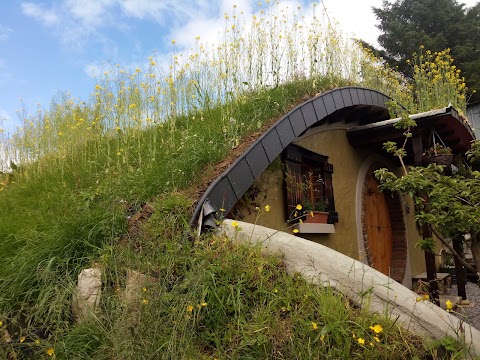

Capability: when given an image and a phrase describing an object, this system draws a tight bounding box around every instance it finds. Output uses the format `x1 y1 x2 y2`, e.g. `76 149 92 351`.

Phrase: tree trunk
471 235 480 276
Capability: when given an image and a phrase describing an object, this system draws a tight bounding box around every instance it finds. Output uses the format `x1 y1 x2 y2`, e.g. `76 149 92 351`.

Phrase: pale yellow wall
232 126 432 277
295 129 366 259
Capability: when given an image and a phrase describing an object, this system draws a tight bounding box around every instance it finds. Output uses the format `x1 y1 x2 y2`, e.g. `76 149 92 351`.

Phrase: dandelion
201 302 207 307
187 305 194 312
374 336 380 342
311 321 318 330
370 324 383 334
264 205 270 212
320 335 325 341
143 287 147 292
296 204 302 210
231 221 239 228
46 348 55 356
357 337 365 345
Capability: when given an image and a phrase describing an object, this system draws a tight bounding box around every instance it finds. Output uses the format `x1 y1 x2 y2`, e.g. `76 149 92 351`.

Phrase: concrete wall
231 124 430 284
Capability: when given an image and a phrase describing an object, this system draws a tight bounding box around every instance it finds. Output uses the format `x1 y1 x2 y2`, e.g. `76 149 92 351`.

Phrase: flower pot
304 211 329 224
422 154 453 167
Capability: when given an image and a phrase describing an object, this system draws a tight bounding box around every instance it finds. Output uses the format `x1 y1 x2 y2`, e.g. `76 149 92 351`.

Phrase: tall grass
0 0 472 358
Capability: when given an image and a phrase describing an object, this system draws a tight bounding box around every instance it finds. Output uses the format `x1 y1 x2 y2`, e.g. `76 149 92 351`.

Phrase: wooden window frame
283 144 338 224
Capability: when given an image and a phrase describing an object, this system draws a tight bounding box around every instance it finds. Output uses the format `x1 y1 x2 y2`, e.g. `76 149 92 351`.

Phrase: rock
2 329 12 344
219 219 480 359
120 270 157 328
72 267 102 323
122 270 156 305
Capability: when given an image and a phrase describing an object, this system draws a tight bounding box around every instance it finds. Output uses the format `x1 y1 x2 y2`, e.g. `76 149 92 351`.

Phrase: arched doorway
361 166 407 282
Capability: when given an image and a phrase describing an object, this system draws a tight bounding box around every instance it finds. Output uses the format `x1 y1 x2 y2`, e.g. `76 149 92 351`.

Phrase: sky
1 0 479 134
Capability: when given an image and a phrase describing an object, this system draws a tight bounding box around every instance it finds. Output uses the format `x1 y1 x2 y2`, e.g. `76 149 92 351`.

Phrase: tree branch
431 227 478 275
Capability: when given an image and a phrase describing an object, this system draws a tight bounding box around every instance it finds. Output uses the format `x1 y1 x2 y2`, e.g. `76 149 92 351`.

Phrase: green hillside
0 3 469 359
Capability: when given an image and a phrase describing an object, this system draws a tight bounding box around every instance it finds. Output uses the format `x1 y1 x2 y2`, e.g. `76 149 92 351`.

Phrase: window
283 144 338 223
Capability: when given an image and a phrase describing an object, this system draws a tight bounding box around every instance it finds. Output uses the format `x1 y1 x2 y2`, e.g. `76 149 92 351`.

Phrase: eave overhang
346 107 475 162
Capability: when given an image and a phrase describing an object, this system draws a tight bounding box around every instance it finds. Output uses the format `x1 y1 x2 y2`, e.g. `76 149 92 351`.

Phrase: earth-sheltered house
192 86 475 290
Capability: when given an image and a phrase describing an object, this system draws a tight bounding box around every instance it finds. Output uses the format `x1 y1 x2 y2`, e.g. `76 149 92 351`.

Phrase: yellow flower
46 348 55 356
35 339 40 345
320 335 325 341
446 300 453 311
357 337 365 345
293 229 299 233
296 204 302 210
141 299 148 304
171 39 176 44
264 205 270 212
422 294 429 300
19 336 26 343
201 302 207 307
187 305 194 312
143 287 147 292
231 221 239 228
311 321 318 330
370 324 383 334
0 321 2 327
220 208 226 212
374 336 380 342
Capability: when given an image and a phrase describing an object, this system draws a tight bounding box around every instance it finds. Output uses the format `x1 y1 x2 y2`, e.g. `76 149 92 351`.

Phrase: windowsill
294 223 335 234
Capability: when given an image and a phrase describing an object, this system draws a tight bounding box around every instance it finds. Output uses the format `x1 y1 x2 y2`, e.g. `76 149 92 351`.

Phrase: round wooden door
363 171 393 276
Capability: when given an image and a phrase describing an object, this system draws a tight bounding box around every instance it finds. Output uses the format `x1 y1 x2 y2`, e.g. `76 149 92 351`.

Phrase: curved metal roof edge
190 86 392 228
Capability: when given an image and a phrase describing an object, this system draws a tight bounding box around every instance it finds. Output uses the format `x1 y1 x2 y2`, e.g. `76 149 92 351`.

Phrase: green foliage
415 237 436 253
372 0 480 100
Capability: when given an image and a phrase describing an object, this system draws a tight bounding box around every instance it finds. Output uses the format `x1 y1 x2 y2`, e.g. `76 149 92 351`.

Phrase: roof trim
190 86 392 229
347 106 475 153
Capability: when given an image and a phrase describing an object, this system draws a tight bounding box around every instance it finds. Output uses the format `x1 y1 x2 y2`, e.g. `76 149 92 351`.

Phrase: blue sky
1 0 478 134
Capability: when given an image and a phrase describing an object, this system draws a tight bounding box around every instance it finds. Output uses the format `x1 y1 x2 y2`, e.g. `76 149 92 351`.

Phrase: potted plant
422 144 453 167
302 198 329 224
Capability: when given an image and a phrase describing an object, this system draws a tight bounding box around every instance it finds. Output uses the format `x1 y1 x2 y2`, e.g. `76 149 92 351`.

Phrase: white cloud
84 62 109 78
21 2 59 27
118 0 195 21
0 25 13 41
0 108 12 122
65 0 116 29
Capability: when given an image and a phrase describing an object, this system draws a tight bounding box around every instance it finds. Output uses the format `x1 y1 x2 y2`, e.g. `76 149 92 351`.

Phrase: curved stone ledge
218 219 480 358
